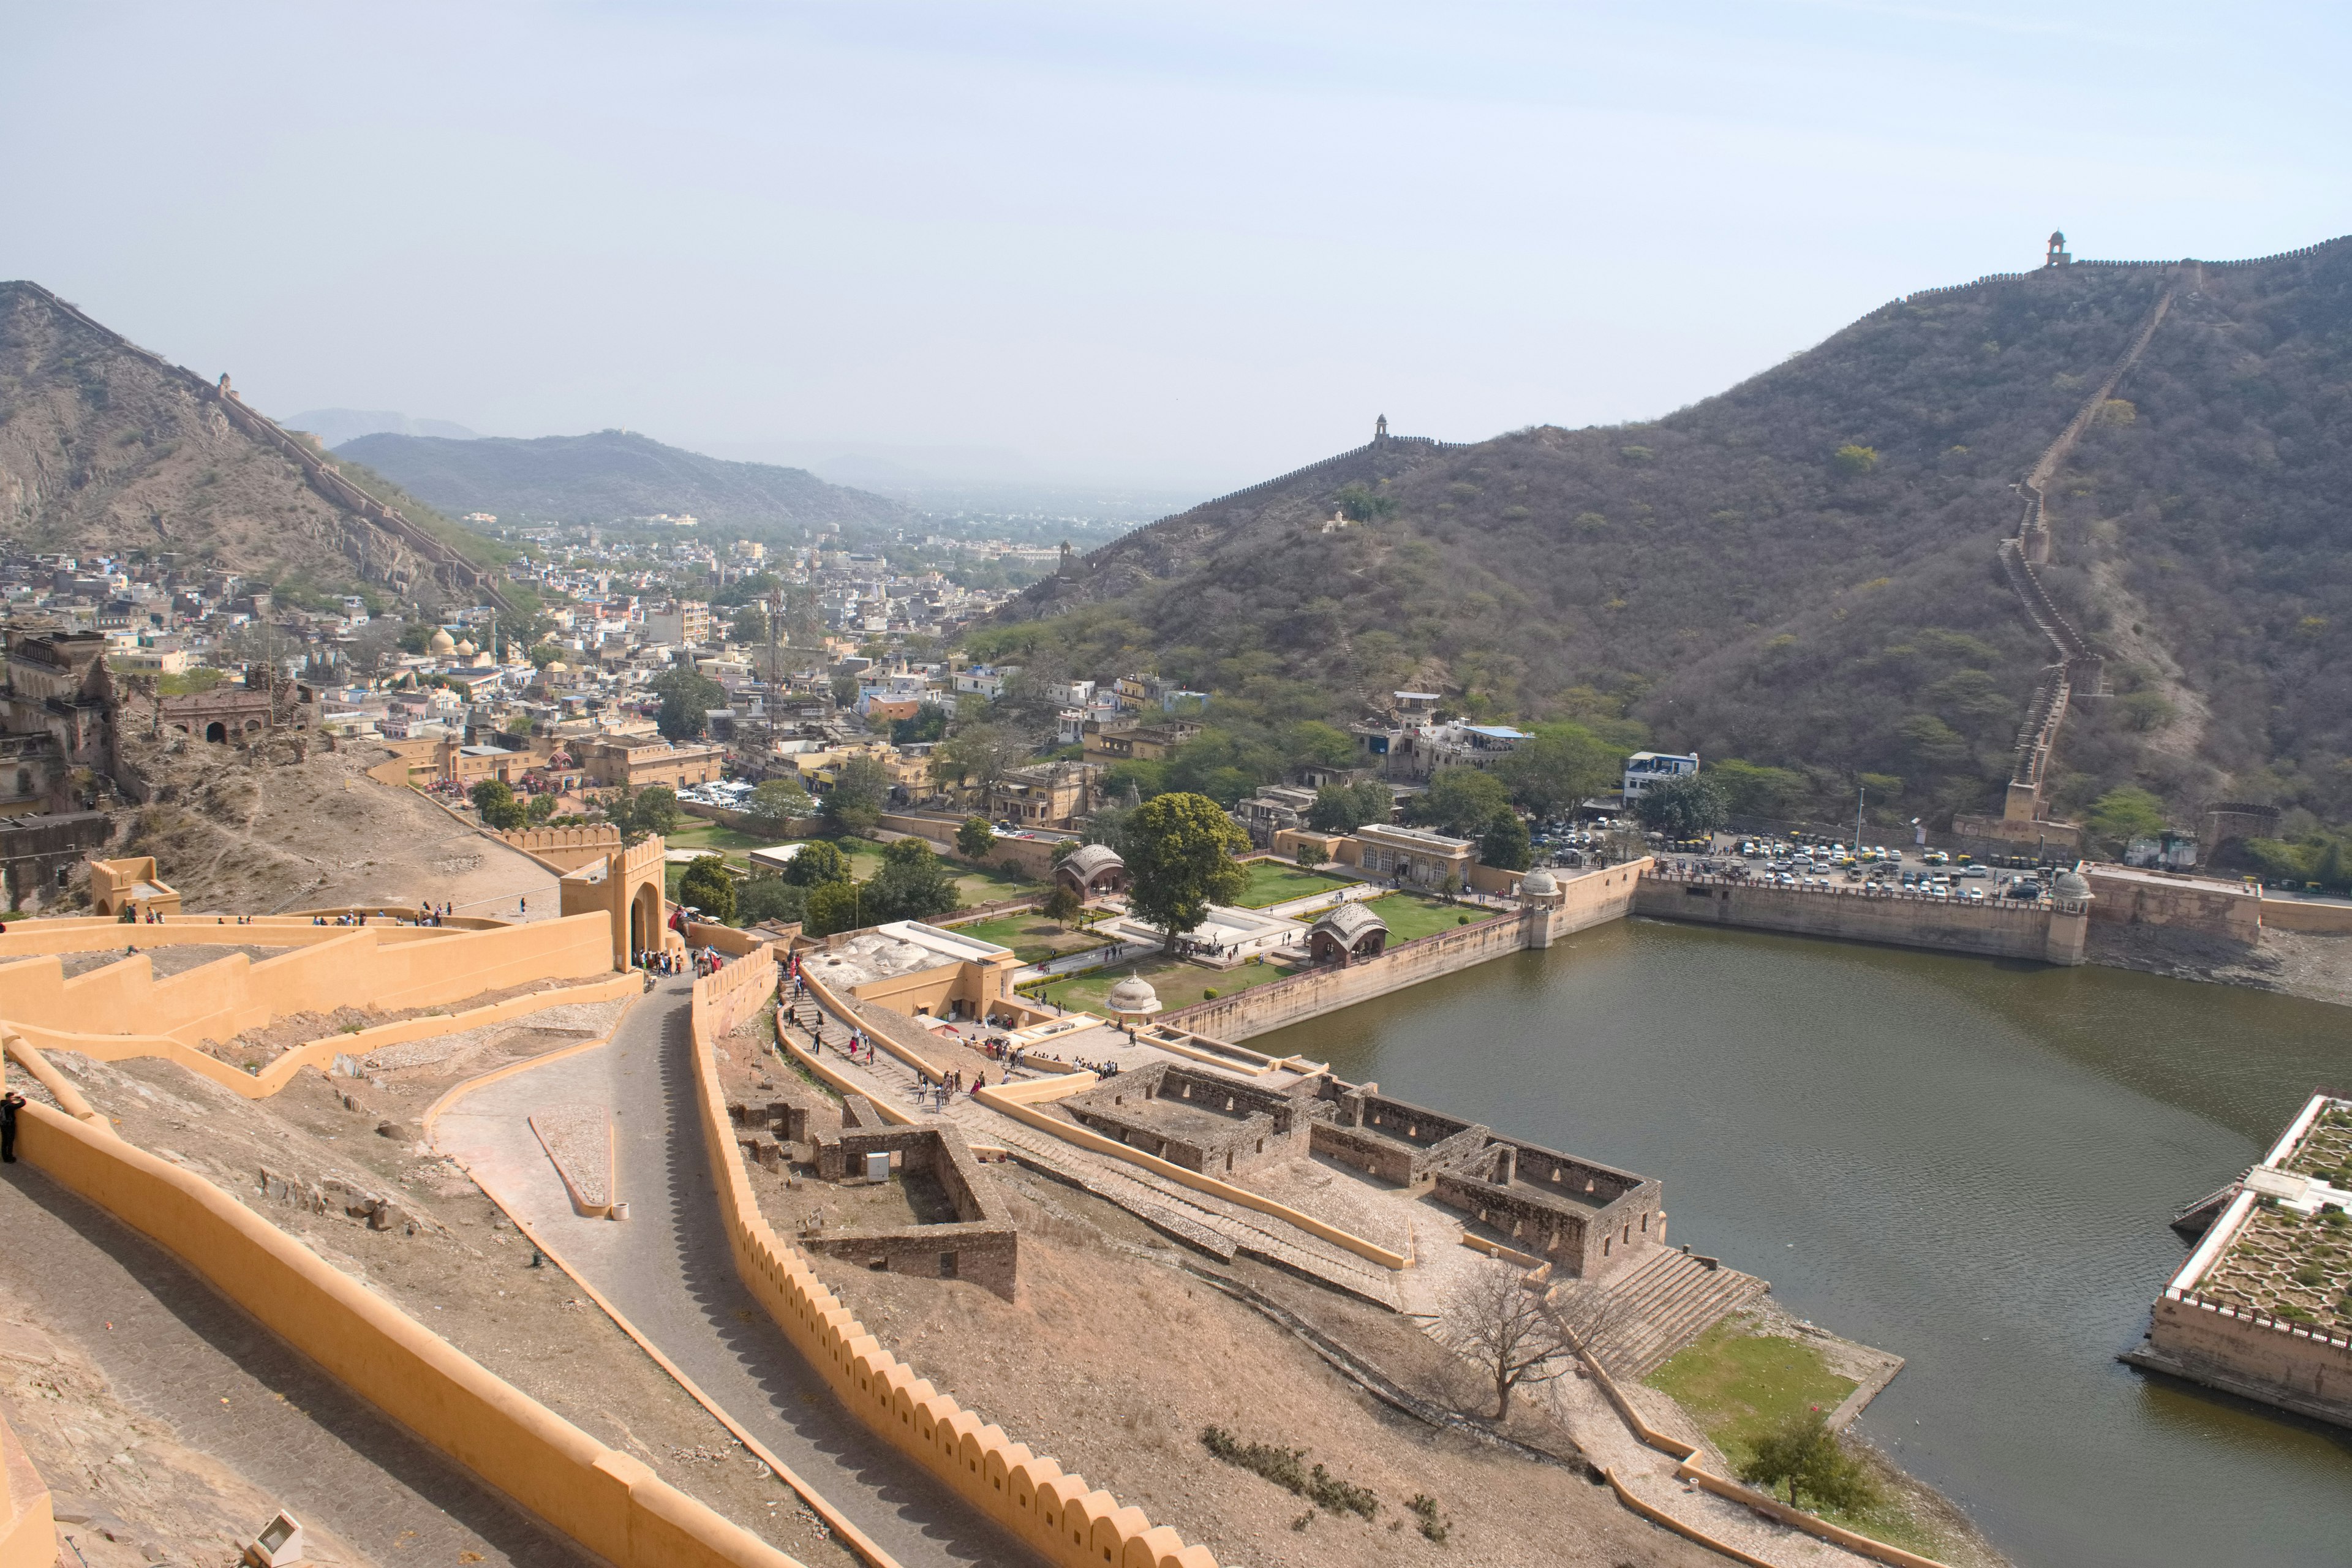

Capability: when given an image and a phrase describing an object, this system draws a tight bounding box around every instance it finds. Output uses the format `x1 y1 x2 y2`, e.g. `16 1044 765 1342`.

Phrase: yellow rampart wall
0 1410 55 1568
8 1065 801 1568
7 974 639 1101
688 950 1220 1568
0 915 614 1049
799 967 948 1086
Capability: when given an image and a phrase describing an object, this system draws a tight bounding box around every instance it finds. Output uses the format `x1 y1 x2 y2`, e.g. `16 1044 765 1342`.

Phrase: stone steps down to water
1586 1248 1769 1380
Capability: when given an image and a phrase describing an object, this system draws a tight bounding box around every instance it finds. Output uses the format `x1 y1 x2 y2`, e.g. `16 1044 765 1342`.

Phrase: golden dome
428 628 457 654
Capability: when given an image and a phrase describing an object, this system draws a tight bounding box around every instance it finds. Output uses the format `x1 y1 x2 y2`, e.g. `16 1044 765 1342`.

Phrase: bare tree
1446 1264 1576 1422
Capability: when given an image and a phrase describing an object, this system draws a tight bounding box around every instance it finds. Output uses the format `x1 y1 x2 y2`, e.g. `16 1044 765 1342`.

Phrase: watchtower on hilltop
2046 230 2071 268
1374 413 1389 445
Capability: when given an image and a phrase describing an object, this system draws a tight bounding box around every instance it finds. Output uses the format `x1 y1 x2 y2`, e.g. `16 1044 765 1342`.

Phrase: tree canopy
1633 774 1728 839
678 855 736 923
1411 768 1512 838
653 666 725 741
1123 791 1250 950
742 777 814 836
824 755 891 835
1307 779 1393 834
778 839 853 887
864 838 959 924
470 778 528 831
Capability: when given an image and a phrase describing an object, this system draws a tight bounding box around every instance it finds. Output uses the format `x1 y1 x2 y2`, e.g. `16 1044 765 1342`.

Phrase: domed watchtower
2046 231 2071 268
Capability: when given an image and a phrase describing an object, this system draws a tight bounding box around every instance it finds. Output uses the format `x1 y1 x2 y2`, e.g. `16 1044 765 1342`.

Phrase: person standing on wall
0 1088 24 1163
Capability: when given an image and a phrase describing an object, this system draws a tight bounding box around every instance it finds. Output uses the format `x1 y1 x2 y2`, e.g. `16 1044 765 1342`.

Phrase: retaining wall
2084 868 2260 942
688 950 1222 1567
1631 877 2087 964
2258 897 2352 935
9 1084 795 1568
0 915 615 1047
2135 1291 2352 1429
0 1411 51 1568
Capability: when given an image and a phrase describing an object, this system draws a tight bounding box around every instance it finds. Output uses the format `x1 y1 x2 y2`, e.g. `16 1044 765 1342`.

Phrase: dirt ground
2087 922 2352 1006
102 732 556 919
784 1123 1720 1568
11 1003 857 1568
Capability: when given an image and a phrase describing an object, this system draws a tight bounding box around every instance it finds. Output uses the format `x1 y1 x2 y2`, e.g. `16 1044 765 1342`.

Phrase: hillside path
0 1161 585 1568
432 973 1036 1568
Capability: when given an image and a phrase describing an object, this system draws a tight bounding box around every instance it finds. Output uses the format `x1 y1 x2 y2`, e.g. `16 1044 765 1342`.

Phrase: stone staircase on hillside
1585 1248 1769 1381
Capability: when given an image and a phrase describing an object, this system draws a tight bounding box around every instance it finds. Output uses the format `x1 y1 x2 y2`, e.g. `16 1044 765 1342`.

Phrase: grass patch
1027 952 1297 1016
1232 862 1359 908
1360 892 1488 943
1648 1320 1975 1562
949 913 1109 965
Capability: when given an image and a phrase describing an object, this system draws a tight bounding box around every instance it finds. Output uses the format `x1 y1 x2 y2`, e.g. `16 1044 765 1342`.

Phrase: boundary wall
1159 864 1644 1041
1631 876 2087 965
4 1050 798 1568
2258 897 2352 935
9 973 638 1100
687 950 1223 1567
0 914 614 1049
0 1411 52 1568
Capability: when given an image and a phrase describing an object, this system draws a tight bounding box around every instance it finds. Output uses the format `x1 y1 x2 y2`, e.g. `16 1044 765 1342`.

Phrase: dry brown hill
0 281 500 607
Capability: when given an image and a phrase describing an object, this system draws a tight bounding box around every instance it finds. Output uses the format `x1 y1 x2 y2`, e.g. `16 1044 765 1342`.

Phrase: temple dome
2052 869 2092 902
1104 973 1161 1017
428 628 457 654
1520 866 1559 897
454 638 478 657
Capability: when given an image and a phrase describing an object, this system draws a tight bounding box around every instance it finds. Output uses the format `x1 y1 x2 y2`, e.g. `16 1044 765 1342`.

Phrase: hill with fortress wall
1001 234 2352 848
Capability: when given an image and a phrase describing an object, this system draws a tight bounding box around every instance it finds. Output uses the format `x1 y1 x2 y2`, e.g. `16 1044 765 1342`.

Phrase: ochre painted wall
689 952 1219 1568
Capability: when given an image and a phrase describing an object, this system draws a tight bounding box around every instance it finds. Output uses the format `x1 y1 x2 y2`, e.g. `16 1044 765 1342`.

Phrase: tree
743 777 813 837
891 703 949 745
1706 758 1811 821
398 622 436 656
1479 810 1532 872
1307 778 1393 834
802 879 864 937
957 817 997 859
1736 1411 1880 1512
934 725 1023 796
606 783 682 843
1494 723 1617 820
1041 884 1084 928
470 778 529 831
730 602 768 646
1333 481 1398 522
678 855 736 922
824 755 891 835
2086 786 2167 853
1831 443 1880 476
1282 720 1360 772
528 642 564 669
505 714 535 736
780 839 854 886
865 838 959 924
1634 774 1727 840
736 876 808 927
1412 768 1513 837
1124 791 1250 951
654 666 726 742
1445 1265 1574 1422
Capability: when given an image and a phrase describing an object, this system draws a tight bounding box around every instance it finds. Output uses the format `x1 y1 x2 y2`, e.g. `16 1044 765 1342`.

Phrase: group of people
1075 1057 1123 1077
638 947 728 978
116 907 170 924
414 902 457 925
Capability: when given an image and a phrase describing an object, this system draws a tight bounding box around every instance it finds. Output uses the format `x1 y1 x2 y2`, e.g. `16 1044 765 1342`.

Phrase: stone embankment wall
2083 869 2261 941
2136 1291 2352 1428
1160 864 1645 1041
687 949 1221 1567
2256 897 2352 935
1632 875 2088 965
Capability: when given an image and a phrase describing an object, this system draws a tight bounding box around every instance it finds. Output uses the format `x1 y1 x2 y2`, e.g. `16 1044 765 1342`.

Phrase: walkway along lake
1252 914 2352 1568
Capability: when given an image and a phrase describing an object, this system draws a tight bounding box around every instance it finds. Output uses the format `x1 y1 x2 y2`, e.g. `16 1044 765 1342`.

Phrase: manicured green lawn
1359 892 1488 943
1645 1318 1858 1461
1027 952 1298 1016
950 913 1109 966
661 819 777 864
1232 862 1359 908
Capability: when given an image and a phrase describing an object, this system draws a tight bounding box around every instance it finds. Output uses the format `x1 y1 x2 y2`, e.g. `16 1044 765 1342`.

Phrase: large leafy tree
779 839 853 887
1411 767 1513 837
803 880 864 937
742 777 813 837
1736 1411 1879 1511
736 877 807 927
865 839 960 924
824 755 891 835
1124 791 1250 951
470 778 529 831
1494 723 1618 820
956 817 996 858
677 855 736 923
653 666 726 741
1634 774 1728 839
1479 810 1532 872
1307 779 1393 834
933 725 1024 796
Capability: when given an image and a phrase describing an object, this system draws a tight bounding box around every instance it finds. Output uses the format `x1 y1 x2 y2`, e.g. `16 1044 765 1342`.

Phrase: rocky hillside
0 282 497 606
337 428 916 535
1003 236 2352 832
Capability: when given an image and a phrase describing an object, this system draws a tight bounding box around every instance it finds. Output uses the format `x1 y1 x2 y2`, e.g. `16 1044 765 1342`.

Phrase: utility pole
1855 785 1866 850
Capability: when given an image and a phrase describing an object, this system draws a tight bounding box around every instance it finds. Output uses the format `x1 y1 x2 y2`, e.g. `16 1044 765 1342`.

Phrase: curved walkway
432 974 1036 1568
0 1161 585 1568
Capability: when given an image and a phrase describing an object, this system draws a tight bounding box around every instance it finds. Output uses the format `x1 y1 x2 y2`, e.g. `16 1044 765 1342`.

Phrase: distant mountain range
288 409 478 446
336 428 916 535
1003 235 2352 835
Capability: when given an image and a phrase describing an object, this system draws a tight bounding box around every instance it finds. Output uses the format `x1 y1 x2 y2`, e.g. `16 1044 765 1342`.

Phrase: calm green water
1253 916 2352 1568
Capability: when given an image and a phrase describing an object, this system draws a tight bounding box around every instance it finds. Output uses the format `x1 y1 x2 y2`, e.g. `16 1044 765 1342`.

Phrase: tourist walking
0 1088 23 1163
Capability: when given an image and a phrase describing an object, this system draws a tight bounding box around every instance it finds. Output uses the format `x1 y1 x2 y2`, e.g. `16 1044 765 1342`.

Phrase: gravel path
432 973 1039 1568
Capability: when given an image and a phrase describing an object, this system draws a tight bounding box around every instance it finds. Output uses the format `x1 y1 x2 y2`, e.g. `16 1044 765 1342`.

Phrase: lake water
1251 915 2352 1568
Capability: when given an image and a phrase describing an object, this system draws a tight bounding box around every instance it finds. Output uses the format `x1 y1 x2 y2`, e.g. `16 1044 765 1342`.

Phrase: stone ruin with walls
1058 1061 1324 1178
729 1084 1019 1300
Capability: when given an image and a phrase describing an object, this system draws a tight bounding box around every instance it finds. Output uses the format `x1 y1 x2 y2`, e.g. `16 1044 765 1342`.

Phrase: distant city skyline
6 1 2346 496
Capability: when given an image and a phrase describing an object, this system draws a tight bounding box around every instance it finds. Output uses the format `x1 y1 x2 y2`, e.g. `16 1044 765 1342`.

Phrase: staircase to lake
1586 1247 1769 1380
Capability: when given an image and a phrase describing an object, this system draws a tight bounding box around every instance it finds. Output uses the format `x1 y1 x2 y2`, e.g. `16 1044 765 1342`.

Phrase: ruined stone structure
1059 1062 1324 1178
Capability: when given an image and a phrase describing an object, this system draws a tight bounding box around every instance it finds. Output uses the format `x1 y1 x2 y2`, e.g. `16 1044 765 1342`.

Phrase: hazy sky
6 2 2346 493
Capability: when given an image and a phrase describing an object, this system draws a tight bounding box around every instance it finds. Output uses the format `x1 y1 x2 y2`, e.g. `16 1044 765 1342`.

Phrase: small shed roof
1310 901 1389 944
1062 843 1125 879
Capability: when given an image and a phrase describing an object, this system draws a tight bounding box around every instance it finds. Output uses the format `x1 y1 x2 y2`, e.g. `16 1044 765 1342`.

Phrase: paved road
0 1161 586 1568
435 973 1036 1568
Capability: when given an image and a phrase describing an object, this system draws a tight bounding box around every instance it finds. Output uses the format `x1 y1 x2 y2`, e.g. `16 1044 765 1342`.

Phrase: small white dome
1104 973 1161 1016
1520 867 1559 897
2052 869 2092 902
